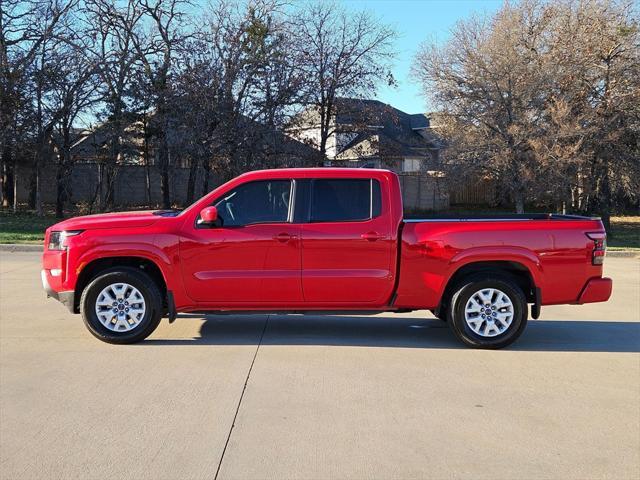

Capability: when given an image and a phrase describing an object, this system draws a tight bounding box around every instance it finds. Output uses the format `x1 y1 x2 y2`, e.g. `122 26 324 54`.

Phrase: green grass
608 216 640 250
0 211 60 244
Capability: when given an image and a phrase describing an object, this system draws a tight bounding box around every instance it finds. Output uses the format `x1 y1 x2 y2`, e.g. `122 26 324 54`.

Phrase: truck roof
236 167 394 180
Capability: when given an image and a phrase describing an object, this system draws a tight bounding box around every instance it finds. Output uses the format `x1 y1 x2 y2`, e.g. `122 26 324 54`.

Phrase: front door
300 178 395 304
180 179 302 305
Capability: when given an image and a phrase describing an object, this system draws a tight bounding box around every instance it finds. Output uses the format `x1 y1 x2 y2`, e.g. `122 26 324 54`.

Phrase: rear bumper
41 270 75 313
576 277 612 304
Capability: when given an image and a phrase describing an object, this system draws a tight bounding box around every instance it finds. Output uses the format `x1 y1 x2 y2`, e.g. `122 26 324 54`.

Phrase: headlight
48 230 83 250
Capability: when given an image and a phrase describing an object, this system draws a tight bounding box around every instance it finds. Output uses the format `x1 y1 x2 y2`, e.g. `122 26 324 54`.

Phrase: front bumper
41 269 75 313
576 277 613 304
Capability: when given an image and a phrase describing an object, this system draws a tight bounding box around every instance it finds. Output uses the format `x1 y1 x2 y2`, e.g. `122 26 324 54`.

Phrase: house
288 98 443 173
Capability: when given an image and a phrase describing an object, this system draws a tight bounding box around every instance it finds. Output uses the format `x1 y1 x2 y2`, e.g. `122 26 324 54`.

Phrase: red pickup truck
42 168 612 348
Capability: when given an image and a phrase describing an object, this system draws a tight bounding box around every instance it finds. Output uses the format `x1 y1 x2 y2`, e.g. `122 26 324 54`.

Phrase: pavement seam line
214 314 270 480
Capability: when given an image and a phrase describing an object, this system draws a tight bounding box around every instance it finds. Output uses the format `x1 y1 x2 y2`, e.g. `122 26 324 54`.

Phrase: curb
1 243 638 258
607 250 640 258
0 244 43 252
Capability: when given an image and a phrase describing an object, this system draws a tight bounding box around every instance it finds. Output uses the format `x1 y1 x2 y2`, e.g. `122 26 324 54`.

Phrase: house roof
410 114 430 130
327 98 440 160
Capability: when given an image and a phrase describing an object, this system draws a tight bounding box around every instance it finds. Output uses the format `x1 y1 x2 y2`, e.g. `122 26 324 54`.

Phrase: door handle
361 231 384 241
274 232 296 242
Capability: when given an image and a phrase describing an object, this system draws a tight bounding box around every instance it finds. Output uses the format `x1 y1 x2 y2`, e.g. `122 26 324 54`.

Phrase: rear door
299 177 395 304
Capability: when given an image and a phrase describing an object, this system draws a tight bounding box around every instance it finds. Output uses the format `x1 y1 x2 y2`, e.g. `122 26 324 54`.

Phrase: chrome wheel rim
464 288 514 337
95 282 146 332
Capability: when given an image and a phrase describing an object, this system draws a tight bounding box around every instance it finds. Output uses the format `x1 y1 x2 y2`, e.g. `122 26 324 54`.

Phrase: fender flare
75 242 176 291
444 246 543 295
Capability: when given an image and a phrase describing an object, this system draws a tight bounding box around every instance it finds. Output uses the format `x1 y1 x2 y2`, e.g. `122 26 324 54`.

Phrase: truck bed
394 214 607 310
404 213 600 221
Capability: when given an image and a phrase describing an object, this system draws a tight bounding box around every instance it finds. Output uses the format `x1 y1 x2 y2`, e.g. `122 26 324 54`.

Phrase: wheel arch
74 256 168 314
436 260 537 317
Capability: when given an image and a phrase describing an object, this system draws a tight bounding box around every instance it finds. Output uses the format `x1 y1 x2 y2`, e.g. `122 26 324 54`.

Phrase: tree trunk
514 191 525 214
159 137 171 209
318 101 330 167
318 127 328 167
89 163 101 214
161 162 170 208
1 147 14 208
104 110 123 211
599 160 612 234
12 159 18 212
28 168 37 209
143 120 151 206
96 163 103 212
35 163 42 216
55 128 72 218
145 164 151 206
186 158 199 205
34 156 44 217
202 159 211 197
55 163 72 219
104 164 116 210
55 165 66 218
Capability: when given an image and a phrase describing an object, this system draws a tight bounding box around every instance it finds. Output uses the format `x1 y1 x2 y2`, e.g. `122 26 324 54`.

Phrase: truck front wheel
447 275 528 349
80 268 163 344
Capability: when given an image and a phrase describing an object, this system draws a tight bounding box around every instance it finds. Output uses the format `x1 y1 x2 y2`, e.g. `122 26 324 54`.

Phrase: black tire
447 274 528 349
430 309 446 322
80 267 163 344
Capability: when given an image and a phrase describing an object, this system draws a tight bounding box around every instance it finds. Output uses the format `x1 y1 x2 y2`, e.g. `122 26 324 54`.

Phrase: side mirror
200 206 218 225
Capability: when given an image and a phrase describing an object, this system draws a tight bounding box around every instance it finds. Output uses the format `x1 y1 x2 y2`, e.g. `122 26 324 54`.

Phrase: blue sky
340 0 503 114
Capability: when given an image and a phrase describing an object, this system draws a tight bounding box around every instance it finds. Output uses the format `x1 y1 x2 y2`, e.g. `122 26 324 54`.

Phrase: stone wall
15 162 222 208
14 163 449 211
399 173 449 211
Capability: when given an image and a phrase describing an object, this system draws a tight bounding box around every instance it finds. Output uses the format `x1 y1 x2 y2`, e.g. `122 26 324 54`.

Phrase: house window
403 158 421 172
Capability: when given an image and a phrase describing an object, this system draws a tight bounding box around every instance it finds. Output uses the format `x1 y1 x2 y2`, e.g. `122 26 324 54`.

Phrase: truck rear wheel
447 275 528 349
80 268 163 344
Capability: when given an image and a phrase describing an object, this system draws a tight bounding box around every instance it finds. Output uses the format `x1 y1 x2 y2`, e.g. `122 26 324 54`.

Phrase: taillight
586 232 606 265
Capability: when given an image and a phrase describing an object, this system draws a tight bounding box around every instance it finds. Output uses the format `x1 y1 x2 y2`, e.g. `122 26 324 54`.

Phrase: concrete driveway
1 252 638 480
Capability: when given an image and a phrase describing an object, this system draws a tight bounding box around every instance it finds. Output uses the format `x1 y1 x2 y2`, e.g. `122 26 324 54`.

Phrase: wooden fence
449 178 496 205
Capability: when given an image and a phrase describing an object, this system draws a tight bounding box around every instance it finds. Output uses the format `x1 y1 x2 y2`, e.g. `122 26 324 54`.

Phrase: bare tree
169 33 221 203
84 0 145 210
543 0 639 229
133 0 189 209
413 2 553 213
24 1 102 217
291 1 396 163
168 0 308 201
0 0 76 210
414 0 639 217
203 0 305 176
47 37 100 217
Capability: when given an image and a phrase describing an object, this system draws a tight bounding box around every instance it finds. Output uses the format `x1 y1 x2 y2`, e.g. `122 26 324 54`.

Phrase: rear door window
310 179 381 223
